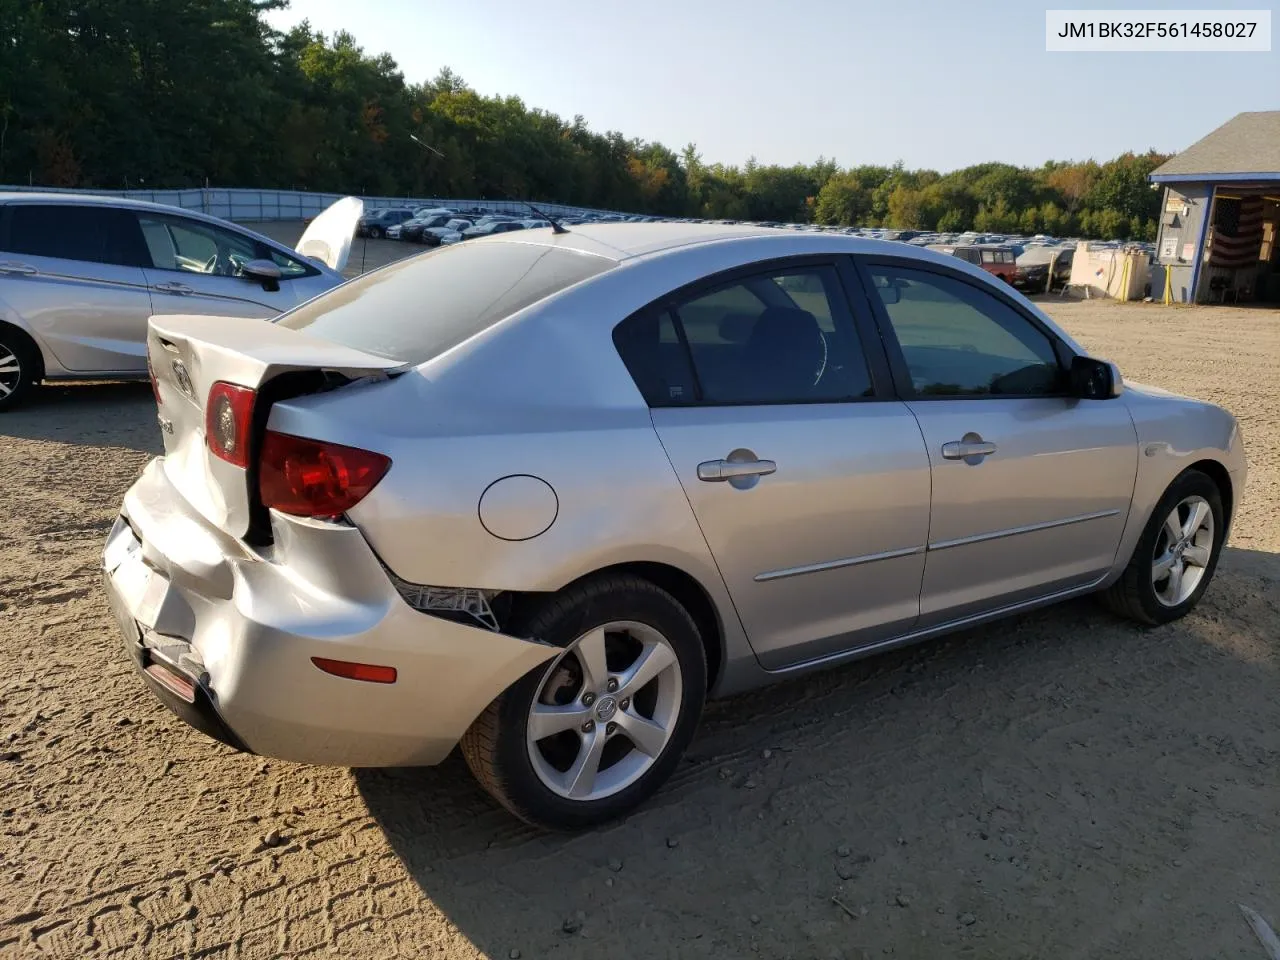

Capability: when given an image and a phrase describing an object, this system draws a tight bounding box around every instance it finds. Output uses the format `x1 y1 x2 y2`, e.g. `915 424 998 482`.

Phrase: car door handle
697 459 777 481
153 281 193 294
941 439 997 461
0 261 37 276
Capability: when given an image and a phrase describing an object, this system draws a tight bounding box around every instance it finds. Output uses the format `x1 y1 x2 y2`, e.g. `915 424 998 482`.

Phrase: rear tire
0 325 40 411
369 226 384 239
1100 469 1225 625
461 574 707 830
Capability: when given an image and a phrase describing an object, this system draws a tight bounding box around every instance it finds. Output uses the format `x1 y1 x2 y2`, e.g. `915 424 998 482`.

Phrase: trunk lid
295 196 363 272
148 313 402 540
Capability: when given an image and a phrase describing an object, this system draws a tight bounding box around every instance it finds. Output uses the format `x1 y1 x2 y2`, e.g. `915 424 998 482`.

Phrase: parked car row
358 202 1161 306
374 205 667 245
370 207 1156 295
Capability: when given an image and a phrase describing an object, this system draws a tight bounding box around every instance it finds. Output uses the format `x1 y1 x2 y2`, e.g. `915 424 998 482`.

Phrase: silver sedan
102 224 1245 829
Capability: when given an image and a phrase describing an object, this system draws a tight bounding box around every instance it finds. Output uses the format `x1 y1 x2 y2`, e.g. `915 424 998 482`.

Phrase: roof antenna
523 200 569 234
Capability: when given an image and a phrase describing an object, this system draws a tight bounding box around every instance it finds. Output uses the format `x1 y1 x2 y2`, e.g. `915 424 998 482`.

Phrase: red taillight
310 657 397 684
205 382 256 468
147 353 162 406
258 430 391 519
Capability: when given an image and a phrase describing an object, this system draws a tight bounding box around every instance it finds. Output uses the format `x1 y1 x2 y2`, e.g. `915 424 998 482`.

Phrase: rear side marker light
206 381 256 468
259 431 391 519
311 657 397 684
145 663 197 703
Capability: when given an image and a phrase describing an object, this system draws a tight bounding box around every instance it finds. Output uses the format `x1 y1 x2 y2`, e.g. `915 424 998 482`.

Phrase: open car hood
295 196 363 272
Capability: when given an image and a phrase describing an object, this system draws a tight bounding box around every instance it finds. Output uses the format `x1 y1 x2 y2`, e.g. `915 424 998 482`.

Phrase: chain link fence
0 185 631 221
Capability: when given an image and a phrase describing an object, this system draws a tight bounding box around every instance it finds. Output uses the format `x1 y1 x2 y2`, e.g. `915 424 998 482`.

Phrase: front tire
368 226 384 239
1100 468 1225 625
0 325 40 411
461 574 707 830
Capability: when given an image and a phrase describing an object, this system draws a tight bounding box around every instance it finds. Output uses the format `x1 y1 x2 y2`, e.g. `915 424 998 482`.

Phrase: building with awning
1149 111 1280 304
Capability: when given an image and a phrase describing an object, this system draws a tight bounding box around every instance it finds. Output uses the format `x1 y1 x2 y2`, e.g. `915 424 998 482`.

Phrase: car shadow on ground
356 551 1278 958
1 381 162 454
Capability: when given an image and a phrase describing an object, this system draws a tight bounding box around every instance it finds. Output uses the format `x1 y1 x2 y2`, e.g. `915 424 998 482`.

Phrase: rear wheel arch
511 561 725 691
0 320 44 381
0 320 44 408
463 569 708 828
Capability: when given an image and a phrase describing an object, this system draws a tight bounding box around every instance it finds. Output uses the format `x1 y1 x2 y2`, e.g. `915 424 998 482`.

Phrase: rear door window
277 241 613 363
614 264 874 406
1 204 146 267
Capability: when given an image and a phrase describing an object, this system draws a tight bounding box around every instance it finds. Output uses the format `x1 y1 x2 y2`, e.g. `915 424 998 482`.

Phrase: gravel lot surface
2 231 1277 959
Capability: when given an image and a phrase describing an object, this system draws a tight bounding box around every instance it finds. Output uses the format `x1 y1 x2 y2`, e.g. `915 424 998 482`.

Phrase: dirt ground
2 236 1279 959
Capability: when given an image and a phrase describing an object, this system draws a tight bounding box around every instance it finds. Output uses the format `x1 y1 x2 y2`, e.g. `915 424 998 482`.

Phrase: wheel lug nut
607 722 617 735
581 720 595 733
582 692 596 706
606 678 618 692
619 697 630 710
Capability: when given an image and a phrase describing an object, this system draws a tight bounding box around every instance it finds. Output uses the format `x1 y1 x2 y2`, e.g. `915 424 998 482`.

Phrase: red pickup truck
926 244 1018 283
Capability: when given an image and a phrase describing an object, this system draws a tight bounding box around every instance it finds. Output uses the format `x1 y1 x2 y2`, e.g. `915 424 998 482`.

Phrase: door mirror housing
240 258 283 291
873 275 906 305
1070 356 1123 399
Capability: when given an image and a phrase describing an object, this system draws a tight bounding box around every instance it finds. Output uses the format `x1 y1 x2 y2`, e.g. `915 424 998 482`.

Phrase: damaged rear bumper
102 458 558 767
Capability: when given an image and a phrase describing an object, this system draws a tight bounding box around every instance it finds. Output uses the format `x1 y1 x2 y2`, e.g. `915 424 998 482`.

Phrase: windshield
277 241 614 364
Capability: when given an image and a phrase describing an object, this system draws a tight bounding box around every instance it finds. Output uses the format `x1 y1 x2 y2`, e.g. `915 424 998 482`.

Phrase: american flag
1209 195 1265 268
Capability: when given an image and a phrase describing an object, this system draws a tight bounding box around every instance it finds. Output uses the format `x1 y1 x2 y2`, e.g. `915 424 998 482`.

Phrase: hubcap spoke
573 627 609 691
1164 561 1184 602
1163 509 1183 544
0 380 10 397
564 728 607 799
1152 550 1178 579
618 641 677 697
1183 544 1211 568
615 709 668 758
1183 500 1210 538
528 702 590 741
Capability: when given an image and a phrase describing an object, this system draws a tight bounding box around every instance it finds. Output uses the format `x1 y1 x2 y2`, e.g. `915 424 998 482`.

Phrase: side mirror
1070 356 1123 399
873 275 904 305
240 258 282 292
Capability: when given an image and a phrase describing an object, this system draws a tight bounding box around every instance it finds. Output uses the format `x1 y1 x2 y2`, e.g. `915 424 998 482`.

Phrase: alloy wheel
0 341 21 399
1151 494 1214 607
526 620 683 801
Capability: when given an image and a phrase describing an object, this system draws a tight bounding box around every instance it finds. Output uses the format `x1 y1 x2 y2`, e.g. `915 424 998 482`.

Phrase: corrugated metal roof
1151 111 1280 177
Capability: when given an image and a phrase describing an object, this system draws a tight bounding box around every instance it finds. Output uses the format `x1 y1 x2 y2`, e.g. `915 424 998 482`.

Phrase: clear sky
266 0 1278 171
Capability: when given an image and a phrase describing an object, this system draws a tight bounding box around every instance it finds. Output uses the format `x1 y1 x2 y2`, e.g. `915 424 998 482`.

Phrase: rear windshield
277 241 613 364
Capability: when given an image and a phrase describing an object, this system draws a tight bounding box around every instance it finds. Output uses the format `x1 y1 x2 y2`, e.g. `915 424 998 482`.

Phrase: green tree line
0 0 1168 239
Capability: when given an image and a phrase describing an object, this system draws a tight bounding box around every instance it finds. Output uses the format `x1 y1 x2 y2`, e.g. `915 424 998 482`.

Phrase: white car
0 194 362 408
424 218 474 246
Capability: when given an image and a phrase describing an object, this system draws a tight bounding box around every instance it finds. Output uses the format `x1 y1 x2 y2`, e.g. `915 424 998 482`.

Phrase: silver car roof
476 222 994 267
467 224 1088 355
